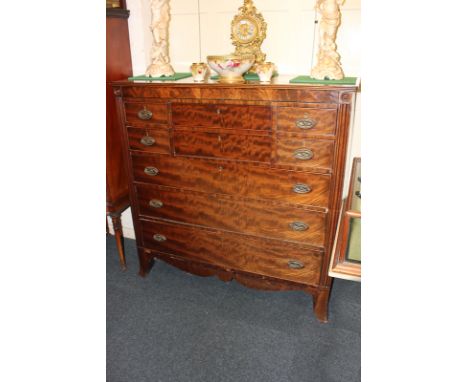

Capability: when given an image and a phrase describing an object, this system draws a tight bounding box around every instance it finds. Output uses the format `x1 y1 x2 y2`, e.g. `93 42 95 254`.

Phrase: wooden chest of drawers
112 79 357 322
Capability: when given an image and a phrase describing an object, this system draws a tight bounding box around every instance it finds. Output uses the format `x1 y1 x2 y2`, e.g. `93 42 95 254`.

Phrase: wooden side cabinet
106 1 133 270
329 157 361 281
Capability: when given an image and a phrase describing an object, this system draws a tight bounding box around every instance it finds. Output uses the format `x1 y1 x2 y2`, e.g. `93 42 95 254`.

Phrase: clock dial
234 18 258 43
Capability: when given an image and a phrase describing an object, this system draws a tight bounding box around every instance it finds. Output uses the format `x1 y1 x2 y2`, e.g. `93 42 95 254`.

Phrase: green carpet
290 76 358 85
129 72 192 81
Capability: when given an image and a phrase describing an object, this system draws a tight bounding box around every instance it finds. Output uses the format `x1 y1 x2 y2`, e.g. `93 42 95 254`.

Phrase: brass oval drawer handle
292 183 311 194
137 108 153 120
144 166 159 176
140 136 156 146
153 234 166 242
149 199 163 208
296 117 317 130
293 148 314 161
289 221 309 231
288 260 305 269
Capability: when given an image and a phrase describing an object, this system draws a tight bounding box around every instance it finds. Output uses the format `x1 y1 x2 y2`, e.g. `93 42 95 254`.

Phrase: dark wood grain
276 107 337 136
172 103 272 130
173 129 272 163
275 135 335 170
112 81 358 322
140 219 323 285
127 127 171 154
124 101 168 127
136 184 326 246
131 154 331 208
106 11 133 269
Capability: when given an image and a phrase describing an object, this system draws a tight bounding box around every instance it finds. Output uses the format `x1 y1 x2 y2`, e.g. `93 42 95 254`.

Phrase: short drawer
127 127 171 154
275 136 334 171
131 154 330 208
124 101 168 126
172 103 272 130
173 129 272 163
136 185 326 246
276 107 337 136
141 219 323 285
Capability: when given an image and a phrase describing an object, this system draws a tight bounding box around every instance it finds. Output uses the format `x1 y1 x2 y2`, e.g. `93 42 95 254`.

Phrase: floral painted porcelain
190 62 208 82
207 54 255 83
256 62 276 83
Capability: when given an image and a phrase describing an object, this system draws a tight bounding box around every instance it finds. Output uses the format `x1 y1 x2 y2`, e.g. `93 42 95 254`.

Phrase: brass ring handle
293 148 314 161
144 166 159 176
137 108 153 120
149 199 163 208
140 136 156 146
289 221 309 231
153 234 166 242
288 260 305 269
296 118 317 129
292 183 311 194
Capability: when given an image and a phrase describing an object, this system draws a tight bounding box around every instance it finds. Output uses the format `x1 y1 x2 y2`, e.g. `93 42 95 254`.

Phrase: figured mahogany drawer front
132 154 330 207
276 107 337 136
127 127 170 154
137 185 326 246
124 102 168 126
172 103 272 130
275 136 335 170
141 219 322 285
173 130 272 163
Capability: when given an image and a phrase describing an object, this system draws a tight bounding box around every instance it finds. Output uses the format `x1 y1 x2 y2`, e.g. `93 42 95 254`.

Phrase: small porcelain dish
207 54 255 84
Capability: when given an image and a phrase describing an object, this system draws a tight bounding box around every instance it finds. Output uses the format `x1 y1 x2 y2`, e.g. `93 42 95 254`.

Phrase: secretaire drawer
275 136 334 171
136 184 326 246
172 103 272 130
124 101 168 126
127 127 170 154
131 154 330 208
276 107 337 136
173 129 272 163
141 219 323 286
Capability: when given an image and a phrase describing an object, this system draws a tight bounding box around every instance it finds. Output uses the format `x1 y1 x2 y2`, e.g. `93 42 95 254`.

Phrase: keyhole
218 135 222 142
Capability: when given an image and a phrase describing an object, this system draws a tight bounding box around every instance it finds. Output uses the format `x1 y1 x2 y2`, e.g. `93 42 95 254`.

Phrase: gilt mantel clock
231 0 267 69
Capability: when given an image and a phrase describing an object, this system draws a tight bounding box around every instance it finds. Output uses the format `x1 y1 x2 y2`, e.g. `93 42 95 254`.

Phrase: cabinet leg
138 249 154 277
110 214 126 271
312 288 330 323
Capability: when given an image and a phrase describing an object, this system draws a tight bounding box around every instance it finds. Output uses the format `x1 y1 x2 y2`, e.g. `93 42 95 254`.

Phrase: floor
107 236 360 382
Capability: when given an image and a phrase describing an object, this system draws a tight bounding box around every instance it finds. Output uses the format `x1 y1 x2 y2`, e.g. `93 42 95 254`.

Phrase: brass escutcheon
289 221 309 231
137 108 153 120
144 166 159 176
295 116 317 130
292 183 311 194
153 234 166 242
293 148 313 161
140 136 156 146
288 260 305 269
149 199 163 208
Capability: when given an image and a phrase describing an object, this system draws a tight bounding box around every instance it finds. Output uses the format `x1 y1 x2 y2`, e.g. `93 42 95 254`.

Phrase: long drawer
173 128 272 163
140 219 323 285
136 184 326 246
131 153 331 208
172 103 272 130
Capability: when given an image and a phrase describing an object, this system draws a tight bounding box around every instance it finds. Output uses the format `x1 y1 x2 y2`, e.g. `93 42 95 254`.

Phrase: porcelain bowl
207 54 255 83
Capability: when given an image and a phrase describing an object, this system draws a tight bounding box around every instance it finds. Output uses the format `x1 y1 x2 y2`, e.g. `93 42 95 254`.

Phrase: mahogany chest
112 79 357 322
